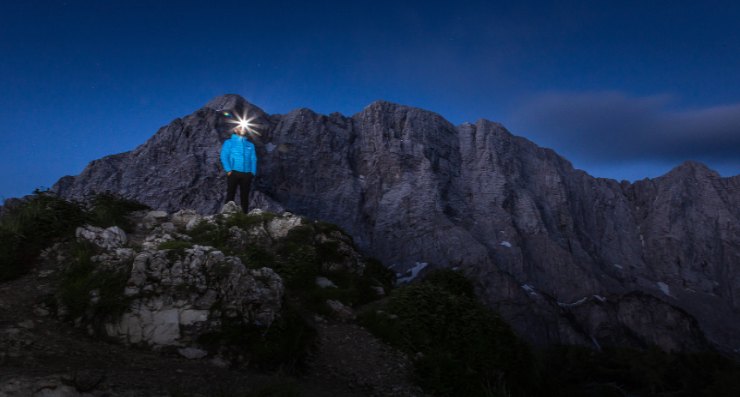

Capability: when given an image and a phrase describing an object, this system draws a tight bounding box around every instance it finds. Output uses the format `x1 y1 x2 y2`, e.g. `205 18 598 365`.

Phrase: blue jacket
220 134 258 174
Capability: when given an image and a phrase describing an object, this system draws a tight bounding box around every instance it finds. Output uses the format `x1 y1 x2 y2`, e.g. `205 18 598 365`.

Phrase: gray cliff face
52 94 740 354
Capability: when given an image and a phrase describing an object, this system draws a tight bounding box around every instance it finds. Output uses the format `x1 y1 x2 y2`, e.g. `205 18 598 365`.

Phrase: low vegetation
1 191 87 281
198 302 317 374
0 190 148 281
57 240 132 328
185 212 395 372
361 269 536 396
185 214 394 311
538 345 740 397
86 192 149 231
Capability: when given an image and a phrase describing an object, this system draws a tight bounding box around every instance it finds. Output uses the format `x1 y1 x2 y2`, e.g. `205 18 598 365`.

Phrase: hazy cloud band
510 91 740 166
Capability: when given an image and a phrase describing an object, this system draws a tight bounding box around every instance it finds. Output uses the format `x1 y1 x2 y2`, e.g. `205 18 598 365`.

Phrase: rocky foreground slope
0 204 421 396
52 95 740 355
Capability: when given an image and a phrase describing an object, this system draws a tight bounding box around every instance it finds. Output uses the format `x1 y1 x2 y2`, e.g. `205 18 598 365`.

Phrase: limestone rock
220 201 241 215
265 213 303 239
107 245 284 347
178 347 208 360
171 209 200 230
75 225 127 250
315 276 337 289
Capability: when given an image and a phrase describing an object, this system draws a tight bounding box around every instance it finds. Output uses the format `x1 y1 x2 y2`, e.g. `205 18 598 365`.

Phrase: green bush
157 240 194 251
187 219 231 251
58 241 131 327
0 191 149 282
0 228 23 281
238 245 277 269
87 192 149 231
364 257 396 291
199 302 317 374
0 191 88 281
360 269 535 397
273 241 320 288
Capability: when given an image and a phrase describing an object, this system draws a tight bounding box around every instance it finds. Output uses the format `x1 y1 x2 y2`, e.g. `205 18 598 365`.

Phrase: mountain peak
665 160 718 179
204 94 247 111
361 100 406 113
203 94 270 123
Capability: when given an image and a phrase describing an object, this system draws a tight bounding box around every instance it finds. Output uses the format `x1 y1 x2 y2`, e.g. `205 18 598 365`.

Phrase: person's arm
220 140 232 174
250 143 257 176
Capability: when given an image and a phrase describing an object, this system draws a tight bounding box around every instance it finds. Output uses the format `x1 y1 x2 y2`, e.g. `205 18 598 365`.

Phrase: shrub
0 190 87 281
199 302 317 374
363 257 396 291
157 240 194 251
187 219 231 251
360 269 535 397
58 241 131 327
238 245 276 269
273 242 319 288
87 192 149 232
0 191 149 281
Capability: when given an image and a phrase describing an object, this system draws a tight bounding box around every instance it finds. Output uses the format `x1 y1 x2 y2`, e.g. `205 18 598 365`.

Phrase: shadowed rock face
52 94 740 355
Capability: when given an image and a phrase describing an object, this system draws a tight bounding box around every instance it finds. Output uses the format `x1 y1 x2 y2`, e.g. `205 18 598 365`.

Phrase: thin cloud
509 91 740 169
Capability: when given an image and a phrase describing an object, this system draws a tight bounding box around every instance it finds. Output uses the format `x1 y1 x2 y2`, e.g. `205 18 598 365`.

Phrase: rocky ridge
52 94 740 355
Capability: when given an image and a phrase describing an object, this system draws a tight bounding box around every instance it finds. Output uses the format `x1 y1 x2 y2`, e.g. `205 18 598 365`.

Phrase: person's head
233 126 248 136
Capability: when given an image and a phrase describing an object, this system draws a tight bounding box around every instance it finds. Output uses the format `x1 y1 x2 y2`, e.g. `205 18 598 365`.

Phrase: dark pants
226 171 253 212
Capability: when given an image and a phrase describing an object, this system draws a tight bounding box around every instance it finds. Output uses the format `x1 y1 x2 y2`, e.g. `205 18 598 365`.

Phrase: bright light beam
228 112 261 136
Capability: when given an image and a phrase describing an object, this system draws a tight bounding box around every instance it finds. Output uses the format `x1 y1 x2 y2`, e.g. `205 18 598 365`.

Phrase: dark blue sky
2 0 739 200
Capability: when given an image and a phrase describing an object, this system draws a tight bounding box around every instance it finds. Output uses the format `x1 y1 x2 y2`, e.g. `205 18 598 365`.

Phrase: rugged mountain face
53 94 740 355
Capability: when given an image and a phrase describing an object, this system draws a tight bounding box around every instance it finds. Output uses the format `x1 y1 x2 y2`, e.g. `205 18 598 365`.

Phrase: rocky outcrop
71 210 285 356
52 94 740 355
107 246 283 347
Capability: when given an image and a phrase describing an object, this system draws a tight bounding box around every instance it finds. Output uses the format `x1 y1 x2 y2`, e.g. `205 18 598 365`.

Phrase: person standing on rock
220 115 258 213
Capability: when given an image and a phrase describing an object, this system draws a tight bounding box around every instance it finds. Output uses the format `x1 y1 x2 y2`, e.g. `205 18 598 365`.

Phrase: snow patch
656 281 672 297
396 262 429 284
613 264 623 269
265 142 276 153
499 241 512 248
557 297 588 308
521 284 538 296
593 295 607 303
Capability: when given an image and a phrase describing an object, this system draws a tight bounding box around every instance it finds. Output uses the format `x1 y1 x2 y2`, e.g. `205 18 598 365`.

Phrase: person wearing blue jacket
220 123 258 212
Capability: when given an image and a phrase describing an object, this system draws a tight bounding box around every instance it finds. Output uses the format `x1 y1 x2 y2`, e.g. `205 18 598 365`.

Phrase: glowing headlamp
225 111 261 136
